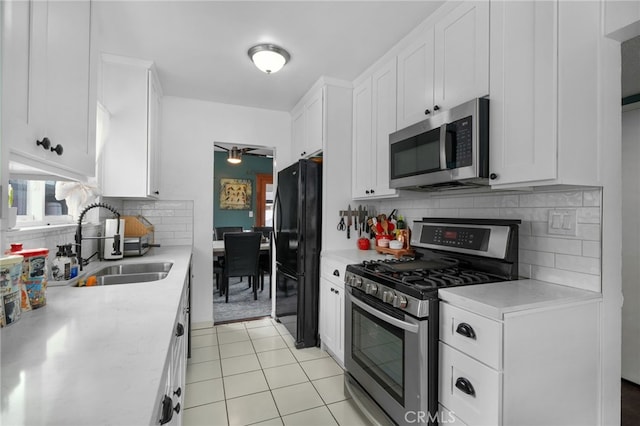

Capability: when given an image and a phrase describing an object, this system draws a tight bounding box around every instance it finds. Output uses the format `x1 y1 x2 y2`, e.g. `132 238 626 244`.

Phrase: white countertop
0 246 193 426
438 279 602 320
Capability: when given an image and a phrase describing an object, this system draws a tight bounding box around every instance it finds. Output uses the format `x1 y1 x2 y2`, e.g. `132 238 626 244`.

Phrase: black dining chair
213 226 243 293
252 226 273 297
222 232 262 303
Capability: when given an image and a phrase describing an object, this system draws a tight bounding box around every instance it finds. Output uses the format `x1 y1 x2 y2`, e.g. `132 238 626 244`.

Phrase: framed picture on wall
220 178 252 210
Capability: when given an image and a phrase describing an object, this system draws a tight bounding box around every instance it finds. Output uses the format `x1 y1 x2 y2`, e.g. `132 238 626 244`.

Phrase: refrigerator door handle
274 187 281 248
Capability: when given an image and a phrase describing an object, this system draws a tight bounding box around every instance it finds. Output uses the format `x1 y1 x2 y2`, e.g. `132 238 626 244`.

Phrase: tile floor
185 318 371 426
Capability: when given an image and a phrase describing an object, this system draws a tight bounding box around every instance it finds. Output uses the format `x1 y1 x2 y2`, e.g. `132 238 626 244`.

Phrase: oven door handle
350 295 419 334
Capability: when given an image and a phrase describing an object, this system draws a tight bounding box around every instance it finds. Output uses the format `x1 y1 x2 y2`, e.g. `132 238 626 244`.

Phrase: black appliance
274 159 322 348
389 98 489 191
344 218 519 426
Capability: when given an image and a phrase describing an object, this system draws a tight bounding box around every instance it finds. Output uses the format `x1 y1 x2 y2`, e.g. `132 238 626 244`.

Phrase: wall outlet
249 211 253 218
548 208 577 236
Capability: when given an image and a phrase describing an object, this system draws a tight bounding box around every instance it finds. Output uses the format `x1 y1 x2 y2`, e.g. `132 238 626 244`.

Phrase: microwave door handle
439 124 448 170
350 294 419 334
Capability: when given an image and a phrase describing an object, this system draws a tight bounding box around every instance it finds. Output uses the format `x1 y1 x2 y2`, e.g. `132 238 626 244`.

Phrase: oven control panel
344 269 430 319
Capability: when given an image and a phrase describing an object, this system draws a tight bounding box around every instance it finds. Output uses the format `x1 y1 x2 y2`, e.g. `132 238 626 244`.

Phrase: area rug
213 276 272 323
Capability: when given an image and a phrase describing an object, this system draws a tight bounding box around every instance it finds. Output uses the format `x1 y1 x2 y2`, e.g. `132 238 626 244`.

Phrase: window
9 179 71 225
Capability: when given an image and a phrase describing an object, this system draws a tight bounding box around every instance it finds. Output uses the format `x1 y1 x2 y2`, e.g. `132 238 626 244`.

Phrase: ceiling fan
214 144 261 164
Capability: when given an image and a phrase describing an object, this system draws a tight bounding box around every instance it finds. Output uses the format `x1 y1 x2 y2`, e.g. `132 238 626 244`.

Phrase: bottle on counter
66 246 79 279
51 245 72 281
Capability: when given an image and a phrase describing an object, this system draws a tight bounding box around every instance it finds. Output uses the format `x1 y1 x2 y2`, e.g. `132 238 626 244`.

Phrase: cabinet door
371 59 398 198
2 0 36 159
304 88 324 156
489 0 557 186
42 0 93 175
352 78 374 199
396 30 435 129
320 278 338 354
434 1 489 111
291 106 305 159
4 0 94 178
147 70 161 198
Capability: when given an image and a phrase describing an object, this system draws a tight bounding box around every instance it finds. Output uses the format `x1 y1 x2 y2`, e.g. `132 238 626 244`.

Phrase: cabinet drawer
320 257 348 286
440 302 502 369
439 343 501 426
438 404 468 426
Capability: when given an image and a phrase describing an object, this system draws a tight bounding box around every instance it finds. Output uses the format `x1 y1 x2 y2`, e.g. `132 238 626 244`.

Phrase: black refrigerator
274 159 322 349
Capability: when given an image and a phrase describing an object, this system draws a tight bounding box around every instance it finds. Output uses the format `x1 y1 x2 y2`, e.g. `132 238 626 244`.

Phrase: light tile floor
185 318 370 426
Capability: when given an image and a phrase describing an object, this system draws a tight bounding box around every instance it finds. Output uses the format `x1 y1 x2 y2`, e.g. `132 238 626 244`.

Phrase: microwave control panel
445 115 473 169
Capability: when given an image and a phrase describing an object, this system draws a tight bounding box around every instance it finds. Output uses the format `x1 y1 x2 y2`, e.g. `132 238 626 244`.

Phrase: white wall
159 96 291 325
622 107 640 384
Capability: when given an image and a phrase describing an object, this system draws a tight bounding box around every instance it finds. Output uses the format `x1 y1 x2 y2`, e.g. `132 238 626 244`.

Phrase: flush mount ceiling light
248 44 290 74
227 146 242 164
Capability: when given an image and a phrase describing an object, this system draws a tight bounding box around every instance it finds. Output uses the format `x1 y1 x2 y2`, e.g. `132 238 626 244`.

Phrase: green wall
213 151 273 230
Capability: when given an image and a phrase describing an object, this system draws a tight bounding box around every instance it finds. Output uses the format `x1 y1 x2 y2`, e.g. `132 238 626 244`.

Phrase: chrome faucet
75 202 122 271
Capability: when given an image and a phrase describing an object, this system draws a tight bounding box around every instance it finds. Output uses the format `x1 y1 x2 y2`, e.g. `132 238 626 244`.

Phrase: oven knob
382 291 395 304
365 282 378 295
345 275 353 286
354 277 363 288
393 295 408 309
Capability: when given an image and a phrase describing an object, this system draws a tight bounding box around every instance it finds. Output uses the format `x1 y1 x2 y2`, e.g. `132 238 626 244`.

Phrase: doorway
212 142 275 323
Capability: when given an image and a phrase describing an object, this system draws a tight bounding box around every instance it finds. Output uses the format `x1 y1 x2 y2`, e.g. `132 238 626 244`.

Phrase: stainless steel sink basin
95 272 169 285
93 262 173 276
75 262 173 286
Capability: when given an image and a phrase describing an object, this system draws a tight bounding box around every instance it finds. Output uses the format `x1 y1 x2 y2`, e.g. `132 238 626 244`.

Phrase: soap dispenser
51 245 71 281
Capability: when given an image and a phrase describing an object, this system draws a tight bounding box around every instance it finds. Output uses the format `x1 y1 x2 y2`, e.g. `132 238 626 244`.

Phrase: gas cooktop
344 219 521 318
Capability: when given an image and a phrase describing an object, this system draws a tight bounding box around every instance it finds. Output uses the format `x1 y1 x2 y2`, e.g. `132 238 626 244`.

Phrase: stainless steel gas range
343 218 520 426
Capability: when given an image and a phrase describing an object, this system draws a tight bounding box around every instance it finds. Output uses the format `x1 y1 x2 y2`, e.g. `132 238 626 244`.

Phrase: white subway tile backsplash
438 197 474 208
519 191 583 207
555 254 601 275
123 200 194 247
520 235 583 255
582 241 601 258
577 224 601 241
458 208 501 218
531 265 600 292
520 249 555 268
577 207 601 224
583 190 602 207
473 194 519 208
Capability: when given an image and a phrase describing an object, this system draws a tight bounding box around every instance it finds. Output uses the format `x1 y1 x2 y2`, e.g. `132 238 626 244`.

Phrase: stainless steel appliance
389 98 489 191
344 218 520 426
274 159 322 348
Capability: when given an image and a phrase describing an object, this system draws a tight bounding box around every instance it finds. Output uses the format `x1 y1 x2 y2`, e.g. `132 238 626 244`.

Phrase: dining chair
222 232 262 303
214 226 243 293
252 226 273 297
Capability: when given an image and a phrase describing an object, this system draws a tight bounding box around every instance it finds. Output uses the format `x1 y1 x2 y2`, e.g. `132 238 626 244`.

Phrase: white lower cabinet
155 271 190 425
439 299 600 425
319 256 348 366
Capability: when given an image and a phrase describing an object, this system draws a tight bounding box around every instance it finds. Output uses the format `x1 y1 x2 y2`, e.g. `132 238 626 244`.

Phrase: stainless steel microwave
389 98 489 190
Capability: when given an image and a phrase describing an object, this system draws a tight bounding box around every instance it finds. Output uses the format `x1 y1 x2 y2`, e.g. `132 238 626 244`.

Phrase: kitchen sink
74 262 173 286
92 262 173 277
94 272 169 286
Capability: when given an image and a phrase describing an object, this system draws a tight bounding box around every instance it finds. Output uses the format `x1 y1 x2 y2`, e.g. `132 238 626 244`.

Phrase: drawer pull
455 377 476 397
333 269 340 277
455 322 476 339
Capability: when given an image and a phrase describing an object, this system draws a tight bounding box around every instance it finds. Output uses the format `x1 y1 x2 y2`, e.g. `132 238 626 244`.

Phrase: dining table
212 239 270 256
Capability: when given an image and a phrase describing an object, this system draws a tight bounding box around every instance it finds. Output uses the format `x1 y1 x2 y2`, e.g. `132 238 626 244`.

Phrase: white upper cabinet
396 30 435 129
291 87 323 159
433 1 490 111
490 0 604 188
396 1 489 129
352 58 398 200
604 0 640 40
2 0 96 179
100 54 162 198
489 0 557 185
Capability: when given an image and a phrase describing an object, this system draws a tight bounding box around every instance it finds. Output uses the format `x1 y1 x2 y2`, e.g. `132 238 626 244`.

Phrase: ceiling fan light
248 44 290 74
227 147 242 164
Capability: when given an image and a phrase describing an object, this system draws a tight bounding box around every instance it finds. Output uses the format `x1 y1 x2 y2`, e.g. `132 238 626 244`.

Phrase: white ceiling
93 1 445 112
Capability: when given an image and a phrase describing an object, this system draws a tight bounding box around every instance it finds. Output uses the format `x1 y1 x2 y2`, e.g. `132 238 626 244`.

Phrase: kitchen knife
347 204 352 239
357 205 363 237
